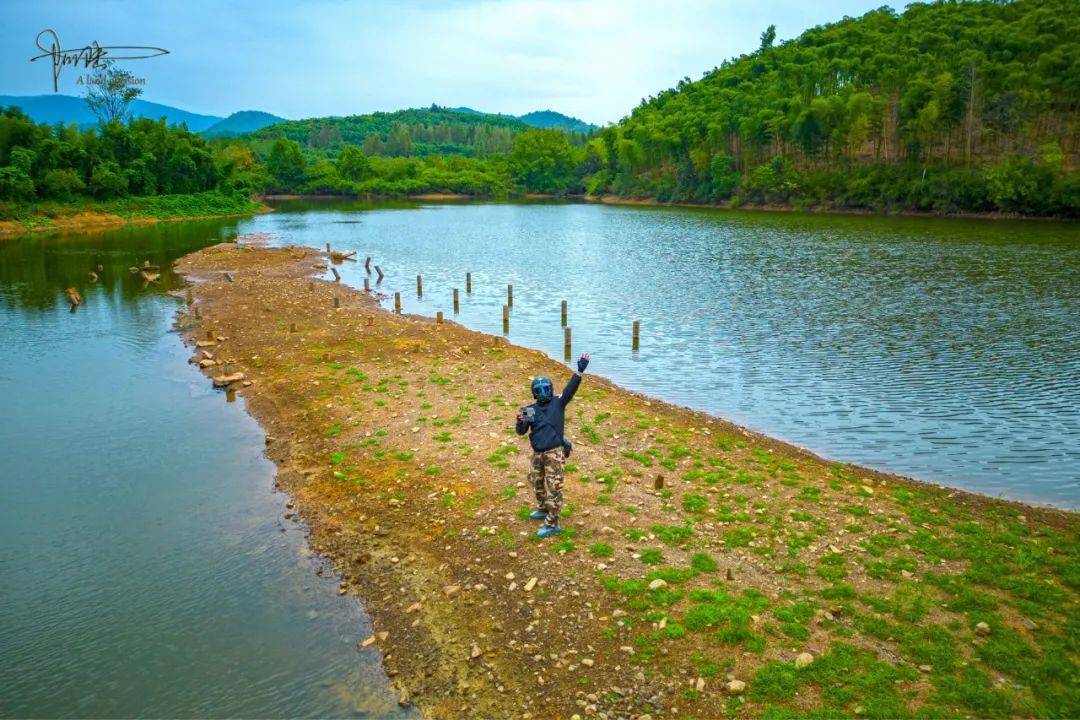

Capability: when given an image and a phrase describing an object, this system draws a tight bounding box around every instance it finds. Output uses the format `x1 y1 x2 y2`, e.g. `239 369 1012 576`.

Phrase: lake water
1 201 1076 716
0 224 409 718
252 199 1079 507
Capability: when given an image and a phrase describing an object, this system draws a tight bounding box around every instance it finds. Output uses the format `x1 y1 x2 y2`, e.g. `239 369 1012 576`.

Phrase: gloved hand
576 352 590 374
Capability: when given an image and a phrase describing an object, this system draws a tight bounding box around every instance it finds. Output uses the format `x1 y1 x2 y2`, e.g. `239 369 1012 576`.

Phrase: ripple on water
249 200 1078 507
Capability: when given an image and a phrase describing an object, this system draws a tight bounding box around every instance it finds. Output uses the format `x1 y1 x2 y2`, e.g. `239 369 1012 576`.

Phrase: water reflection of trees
0 219 241 313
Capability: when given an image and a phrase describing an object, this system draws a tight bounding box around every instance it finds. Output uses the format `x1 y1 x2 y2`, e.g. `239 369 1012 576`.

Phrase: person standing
515 353 590 537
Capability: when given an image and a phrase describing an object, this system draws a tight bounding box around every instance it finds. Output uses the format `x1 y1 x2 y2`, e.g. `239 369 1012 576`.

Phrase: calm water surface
0 223 408 717
252 200 1079 507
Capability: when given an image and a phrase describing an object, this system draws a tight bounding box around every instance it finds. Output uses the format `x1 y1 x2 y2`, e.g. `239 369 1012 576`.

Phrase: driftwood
140 271 160 283
375 265 385 282
142 260 159 270
65 288 81 305
88 271 98 283
330 250 357 262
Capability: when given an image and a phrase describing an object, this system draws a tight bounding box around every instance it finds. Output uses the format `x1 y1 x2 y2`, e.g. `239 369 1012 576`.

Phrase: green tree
267 138 305 187
84 61 143 124
89 161 128 198
760 24 777 50
41 168 85 198
509 129 577 193
337 145 371 181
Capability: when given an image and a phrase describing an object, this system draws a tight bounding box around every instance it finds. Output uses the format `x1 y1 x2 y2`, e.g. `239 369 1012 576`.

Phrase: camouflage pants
530 447 565 525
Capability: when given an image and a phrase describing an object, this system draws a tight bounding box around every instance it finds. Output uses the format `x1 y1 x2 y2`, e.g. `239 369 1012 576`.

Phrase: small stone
360 636 376 648
581 658 594 667
443 585 460 597
795 652 814 668
648 578 668 590
524 577 538 592
974 621 991 636
471 644 483 659
919 665 932 673
695 677 705 692
726 679 746 694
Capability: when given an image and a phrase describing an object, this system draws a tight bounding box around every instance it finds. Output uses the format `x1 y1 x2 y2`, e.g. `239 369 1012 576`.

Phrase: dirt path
174 243 1077 720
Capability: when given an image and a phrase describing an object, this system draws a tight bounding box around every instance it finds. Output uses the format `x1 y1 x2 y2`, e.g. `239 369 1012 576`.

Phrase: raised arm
560 353 590 405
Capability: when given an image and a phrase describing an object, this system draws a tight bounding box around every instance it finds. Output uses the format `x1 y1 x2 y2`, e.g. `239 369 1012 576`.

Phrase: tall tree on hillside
760 24 777 50
84 61 143 124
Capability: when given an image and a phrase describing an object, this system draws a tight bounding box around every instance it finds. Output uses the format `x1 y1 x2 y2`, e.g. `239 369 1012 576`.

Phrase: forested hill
590 0 1078 215
252 106 575 158
518 110 596 133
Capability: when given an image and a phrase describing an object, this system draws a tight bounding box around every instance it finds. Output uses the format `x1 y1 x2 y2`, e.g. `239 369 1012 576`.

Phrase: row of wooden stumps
406 272 642 353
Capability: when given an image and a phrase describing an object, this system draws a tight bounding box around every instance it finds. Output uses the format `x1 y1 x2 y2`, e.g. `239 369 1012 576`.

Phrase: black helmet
531 376 554 403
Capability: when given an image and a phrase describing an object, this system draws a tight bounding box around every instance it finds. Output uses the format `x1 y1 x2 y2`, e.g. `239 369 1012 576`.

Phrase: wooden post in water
363 277 370 291
326 243 331 253
564 326 572 361
560 300 567 326
331 267 340 282
466 272 472 293
632 320 640 351
502 304 509 334
453 288 460 313
436 311 444 324
364 257 371 274
416 275 423 297
394 292 401 313
507 284 513 307
375 266 385 282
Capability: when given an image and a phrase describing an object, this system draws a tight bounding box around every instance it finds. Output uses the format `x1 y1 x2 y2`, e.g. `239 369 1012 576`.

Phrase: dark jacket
515 372 582 452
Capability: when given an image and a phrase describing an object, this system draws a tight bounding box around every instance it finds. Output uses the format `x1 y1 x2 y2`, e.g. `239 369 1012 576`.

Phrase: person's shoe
536 523 561 538
529 508 547 520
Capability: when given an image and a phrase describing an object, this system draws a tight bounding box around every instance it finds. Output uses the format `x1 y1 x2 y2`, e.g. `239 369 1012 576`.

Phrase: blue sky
1 0 897 124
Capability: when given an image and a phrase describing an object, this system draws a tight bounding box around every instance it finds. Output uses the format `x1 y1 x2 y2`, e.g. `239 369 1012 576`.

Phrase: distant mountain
0 94 224 131
452 107 596 133
203 110 285 137
517 110 596 133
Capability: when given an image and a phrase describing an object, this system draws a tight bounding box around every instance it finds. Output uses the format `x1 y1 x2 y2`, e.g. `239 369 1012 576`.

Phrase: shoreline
0 197 272 239
175 244 1077 719
258 192 1075 221
586 194 1077 222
